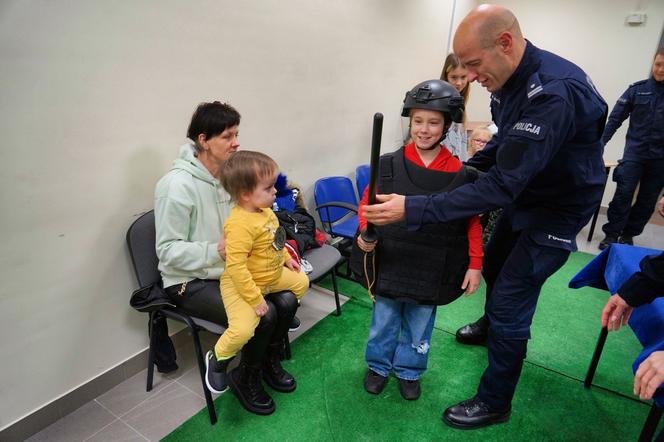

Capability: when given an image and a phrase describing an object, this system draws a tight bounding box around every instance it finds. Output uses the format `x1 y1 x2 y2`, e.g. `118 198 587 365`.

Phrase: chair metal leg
146 311 157 392
587 165 610 242
586 205 601 242
284 335 292 360
331 266 341 316
585 327 608 388
191 326 217 425
638 405 663 442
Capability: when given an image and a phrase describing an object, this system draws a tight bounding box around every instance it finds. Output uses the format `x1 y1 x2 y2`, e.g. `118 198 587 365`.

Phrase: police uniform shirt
405 41 608 249
601 77 664 161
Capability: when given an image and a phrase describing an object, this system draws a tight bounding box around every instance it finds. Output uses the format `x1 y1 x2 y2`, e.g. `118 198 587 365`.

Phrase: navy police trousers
477 214 571 410
602 159 664 238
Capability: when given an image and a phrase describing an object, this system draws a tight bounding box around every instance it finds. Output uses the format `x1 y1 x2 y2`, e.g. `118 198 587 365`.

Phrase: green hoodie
154 143 232 288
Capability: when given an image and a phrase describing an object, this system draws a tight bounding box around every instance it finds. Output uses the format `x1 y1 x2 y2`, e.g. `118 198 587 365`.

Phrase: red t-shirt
358 143 483 269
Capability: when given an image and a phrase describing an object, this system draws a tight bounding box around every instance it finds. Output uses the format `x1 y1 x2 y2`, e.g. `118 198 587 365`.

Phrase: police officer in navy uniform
363 4 608 429
598 49 664 250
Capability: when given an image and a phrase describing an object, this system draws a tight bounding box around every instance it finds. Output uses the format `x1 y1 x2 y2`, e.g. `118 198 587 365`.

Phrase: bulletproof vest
353 147 477 306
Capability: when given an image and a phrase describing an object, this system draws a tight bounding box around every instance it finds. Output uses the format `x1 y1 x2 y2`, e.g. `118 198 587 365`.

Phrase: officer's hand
657 196 664 218
357 234 377 252
362 194 406 226
634 351 664 400
600 294 633 331
462 269 482 295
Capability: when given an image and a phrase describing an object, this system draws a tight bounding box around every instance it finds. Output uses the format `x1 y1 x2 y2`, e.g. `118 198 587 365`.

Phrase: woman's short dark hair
186 101 241 147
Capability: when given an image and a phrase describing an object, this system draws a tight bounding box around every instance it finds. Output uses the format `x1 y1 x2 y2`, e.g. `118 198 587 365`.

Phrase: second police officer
599 49 664 250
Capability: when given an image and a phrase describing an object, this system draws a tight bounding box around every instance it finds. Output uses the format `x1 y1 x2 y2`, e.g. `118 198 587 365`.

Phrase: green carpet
164 252 655 441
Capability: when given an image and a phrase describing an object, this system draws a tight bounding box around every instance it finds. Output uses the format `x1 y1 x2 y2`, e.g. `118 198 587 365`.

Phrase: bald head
460 4 523 48
452 4 527 92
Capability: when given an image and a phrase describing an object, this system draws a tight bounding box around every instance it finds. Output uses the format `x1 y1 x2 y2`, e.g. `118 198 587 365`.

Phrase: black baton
360 112 383 243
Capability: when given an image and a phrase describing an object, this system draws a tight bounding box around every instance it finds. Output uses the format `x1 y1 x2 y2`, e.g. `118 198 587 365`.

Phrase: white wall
464 0 664 206
0 0 463 429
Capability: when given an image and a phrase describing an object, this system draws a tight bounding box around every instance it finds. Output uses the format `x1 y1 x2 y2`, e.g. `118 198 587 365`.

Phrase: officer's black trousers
476 222 570 410
603 159 664 238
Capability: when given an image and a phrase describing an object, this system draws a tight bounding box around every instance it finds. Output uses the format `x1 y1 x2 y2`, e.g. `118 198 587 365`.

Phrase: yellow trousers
215 268 309 359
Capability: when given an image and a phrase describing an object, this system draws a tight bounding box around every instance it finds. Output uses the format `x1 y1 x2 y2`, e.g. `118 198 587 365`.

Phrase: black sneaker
398 378 421 400
364 369 388 395
205 350 231 394
618 235 633 245
289 316 301 332
598 235 618 250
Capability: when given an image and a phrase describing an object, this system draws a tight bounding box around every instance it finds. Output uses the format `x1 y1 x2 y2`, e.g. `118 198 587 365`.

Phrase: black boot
263 343 296 392
455 316 489 345
229 362 275 415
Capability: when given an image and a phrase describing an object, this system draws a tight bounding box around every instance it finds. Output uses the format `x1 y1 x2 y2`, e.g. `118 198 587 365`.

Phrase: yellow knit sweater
221 206 291 308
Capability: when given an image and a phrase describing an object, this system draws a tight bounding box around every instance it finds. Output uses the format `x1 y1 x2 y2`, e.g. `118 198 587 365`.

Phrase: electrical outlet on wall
626 13 646 25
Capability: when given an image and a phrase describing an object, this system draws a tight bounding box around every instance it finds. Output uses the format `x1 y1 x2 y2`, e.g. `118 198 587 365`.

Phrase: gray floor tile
173 366 215 401
198 330 221 348
96 369 173 417
85 419 147 442
25 401 115 442
121 381 206 441
57 364 126 419
164 343 198 382
576 214 664 254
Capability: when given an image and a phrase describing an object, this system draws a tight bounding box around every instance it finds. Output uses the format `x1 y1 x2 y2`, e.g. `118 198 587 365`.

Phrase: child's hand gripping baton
360 113 383 243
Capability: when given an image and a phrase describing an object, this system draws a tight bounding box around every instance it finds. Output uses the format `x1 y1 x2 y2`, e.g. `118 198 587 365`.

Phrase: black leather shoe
364 370 388 395
618 235 633 245
599 235 618 250
229 363 275 415
455 317 488 345
263 344 296 392
398 378 421 400
442 396 510 429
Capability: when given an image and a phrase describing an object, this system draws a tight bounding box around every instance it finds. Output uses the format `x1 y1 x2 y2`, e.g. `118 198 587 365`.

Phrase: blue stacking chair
314 176 359 240
355 164 370 200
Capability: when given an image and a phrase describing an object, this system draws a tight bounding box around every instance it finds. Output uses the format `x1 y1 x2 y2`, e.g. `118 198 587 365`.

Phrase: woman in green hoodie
154 101 299 415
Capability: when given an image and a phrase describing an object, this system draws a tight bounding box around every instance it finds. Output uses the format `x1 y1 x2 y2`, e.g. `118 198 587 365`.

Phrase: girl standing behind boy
206 150 309 416
441 53 471 161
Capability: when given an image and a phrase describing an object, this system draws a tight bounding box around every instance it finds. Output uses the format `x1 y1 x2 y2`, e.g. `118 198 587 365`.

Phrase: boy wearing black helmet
352 79 483 401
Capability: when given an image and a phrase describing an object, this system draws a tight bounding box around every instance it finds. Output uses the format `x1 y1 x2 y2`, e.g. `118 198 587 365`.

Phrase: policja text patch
508 119 548 141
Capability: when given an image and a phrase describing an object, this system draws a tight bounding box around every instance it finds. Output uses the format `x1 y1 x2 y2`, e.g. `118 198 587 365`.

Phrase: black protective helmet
401 79 464 123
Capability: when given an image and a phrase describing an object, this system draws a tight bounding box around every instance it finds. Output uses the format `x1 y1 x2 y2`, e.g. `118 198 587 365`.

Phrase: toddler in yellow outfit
205 150 309 413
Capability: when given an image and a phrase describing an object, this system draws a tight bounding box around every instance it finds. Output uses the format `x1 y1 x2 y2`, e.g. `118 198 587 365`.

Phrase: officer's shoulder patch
508 119 548 141
525 73 543 100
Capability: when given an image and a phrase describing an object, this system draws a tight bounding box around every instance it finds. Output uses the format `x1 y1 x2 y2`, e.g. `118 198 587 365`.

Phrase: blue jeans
365 296 437 381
